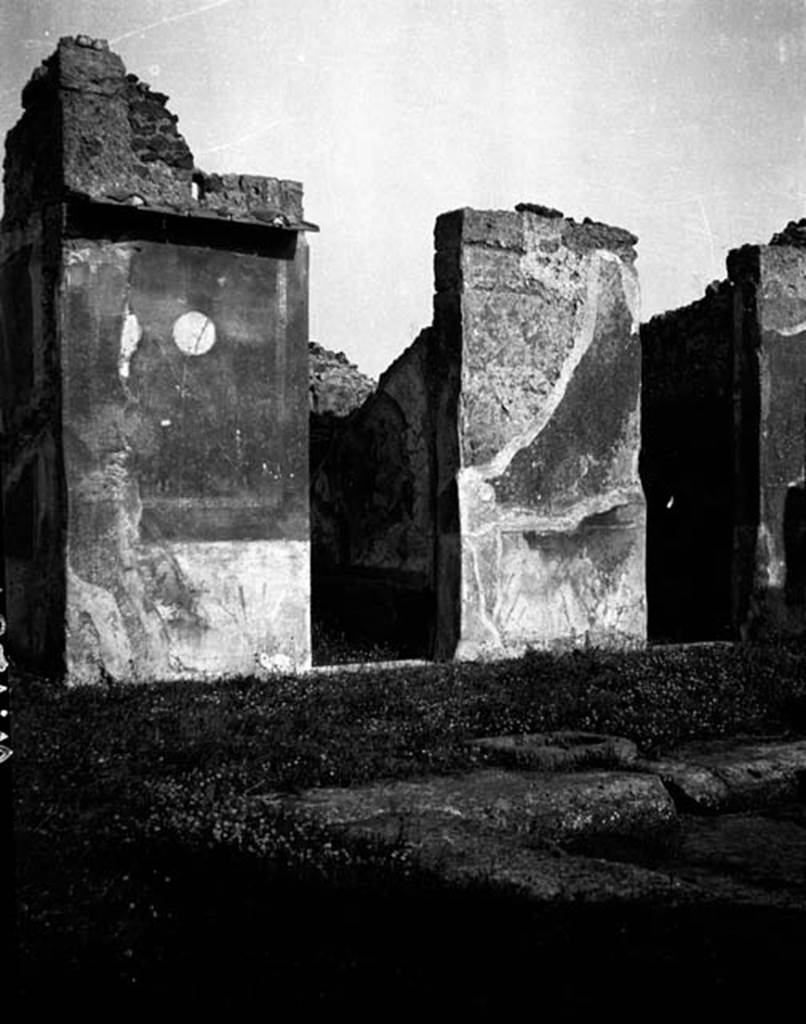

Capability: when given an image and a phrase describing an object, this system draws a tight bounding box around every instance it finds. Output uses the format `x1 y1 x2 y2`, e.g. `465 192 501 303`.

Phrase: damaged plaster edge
769 319 806 337
458 484 646 542
612 250 641 337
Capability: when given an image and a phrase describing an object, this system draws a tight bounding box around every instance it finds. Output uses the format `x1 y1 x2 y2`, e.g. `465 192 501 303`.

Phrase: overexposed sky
1 0 805 376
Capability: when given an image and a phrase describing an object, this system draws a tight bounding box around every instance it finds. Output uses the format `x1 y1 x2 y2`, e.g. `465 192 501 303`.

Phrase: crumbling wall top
434 204 638 264
3 35 306 230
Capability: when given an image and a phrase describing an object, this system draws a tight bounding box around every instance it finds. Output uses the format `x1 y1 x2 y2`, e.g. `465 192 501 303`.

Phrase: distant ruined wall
311 328 443 656
641 229 806 643
308 341 375 475
1 36 313 683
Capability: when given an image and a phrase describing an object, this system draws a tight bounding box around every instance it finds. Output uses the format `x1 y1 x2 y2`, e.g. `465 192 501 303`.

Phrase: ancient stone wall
640 228 806 644
308 341 375 474
729 240 806 638
435 207 646 657
315 205 646 658
1 37 314 682
311 329 441 656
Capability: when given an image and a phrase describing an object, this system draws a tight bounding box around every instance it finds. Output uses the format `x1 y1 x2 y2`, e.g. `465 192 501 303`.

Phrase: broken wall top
434 205 638 269
3 35 306 231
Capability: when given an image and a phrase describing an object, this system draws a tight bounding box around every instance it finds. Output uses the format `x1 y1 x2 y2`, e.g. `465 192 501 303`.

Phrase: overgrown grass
12 641 806 1006
14 640 806 794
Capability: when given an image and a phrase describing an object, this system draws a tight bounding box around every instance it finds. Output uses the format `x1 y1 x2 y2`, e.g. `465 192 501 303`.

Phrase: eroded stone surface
269 768 678 851
659 738 806 812
3 36 304 230
331 811 696 903
658 810 806 906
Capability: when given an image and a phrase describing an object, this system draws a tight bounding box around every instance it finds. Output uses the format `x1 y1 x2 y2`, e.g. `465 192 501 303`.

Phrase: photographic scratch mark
109 0 237 46
694 194 717 270
196 119 292 156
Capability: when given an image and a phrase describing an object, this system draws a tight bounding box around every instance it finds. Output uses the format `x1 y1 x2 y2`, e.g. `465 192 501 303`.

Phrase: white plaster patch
150 539 311 677
755 523 783 589
118 307 142 381
256 651 295 674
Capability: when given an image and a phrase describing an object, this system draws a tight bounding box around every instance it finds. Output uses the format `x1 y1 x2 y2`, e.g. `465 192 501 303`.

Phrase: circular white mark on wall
172 311 216 356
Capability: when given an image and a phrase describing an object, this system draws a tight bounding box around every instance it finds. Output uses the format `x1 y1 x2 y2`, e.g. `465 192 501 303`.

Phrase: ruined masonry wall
311 329 439 656
1 37 312 682
435 208 646 656
3 35 303 230
730 243 806 638
640 239 806 644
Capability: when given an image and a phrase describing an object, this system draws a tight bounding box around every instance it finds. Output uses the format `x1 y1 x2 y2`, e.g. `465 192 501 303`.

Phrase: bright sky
1 0 805 377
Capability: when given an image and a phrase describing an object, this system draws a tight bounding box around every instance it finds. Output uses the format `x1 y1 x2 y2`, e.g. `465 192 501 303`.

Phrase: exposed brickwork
3 35 304 230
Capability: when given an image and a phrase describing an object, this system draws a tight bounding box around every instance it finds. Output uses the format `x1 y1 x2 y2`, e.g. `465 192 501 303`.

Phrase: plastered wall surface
61 237 310 682
435 208 646 657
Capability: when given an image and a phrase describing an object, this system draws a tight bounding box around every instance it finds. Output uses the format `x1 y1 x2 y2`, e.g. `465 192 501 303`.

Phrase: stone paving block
270 767 679 852
649 738 806 813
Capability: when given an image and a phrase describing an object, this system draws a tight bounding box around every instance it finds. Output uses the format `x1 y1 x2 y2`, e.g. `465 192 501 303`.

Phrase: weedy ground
12 641 806 1011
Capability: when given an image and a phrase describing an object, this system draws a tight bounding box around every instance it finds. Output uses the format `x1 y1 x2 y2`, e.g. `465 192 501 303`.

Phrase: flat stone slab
636 808 806 909
641 737 806 813
343 813 698 904
468 731 638 771
268 768 678 852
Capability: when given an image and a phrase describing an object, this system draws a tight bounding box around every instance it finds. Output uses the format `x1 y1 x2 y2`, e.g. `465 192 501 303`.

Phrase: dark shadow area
309 340 445 664
785 483 806 608
641 425 735 643
0 243 66 677
312 570 435 664
640 284 755 644
64 197 303 260
15 823 806 1014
